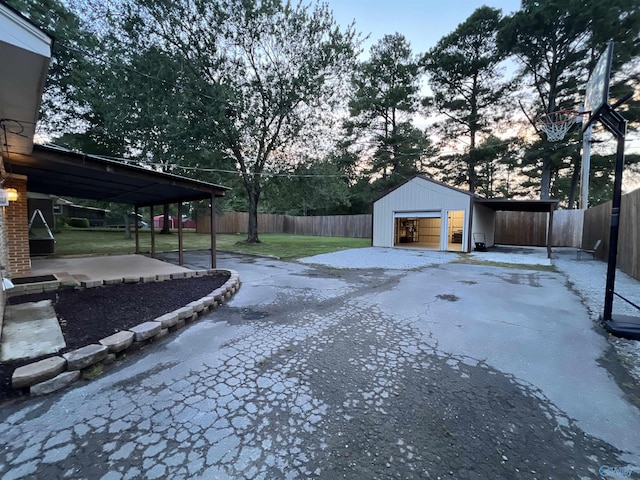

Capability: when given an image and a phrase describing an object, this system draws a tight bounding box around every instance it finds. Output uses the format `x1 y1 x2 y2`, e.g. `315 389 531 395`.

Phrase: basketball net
537 109 580 142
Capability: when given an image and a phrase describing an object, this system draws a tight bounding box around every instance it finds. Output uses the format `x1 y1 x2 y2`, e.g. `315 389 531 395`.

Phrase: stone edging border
10 269 241 397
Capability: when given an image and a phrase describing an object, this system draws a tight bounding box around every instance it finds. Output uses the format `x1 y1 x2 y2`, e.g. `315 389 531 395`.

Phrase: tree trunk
123 214 131 240
567 151 581 209
540 156 552 199
468 151 477 194
160 204 171 234
246 188 261 243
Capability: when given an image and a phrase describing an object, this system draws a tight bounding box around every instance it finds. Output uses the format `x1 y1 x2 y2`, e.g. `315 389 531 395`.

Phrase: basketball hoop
537 109 583 142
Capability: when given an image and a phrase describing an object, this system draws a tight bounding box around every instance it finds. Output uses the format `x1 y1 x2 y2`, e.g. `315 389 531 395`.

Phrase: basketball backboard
583 41 614 130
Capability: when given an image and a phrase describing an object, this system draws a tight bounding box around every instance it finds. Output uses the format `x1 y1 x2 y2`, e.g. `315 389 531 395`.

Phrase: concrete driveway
0 250 638 479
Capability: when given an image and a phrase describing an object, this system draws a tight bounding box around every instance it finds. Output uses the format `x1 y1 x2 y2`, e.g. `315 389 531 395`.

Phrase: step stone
63 344 108 370
155 312 180 328
129 321 162 342
12 356 66 389
175 306 195 320
31 371 81 396
99 331 135 353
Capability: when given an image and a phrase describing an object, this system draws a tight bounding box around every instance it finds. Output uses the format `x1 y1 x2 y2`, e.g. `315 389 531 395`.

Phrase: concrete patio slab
0 300 65 362
29 254 192 283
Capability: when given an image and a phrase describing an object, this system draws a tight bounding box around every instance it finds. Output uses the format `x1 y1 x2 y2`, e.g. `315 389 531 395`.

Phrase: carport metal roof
4 144 229 269
5 144 229 205
474 198 558 212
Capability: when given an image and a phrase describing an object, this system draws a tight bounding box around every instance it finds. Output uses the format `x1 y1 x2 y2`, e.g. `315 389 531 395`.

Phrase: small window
53 205 62 214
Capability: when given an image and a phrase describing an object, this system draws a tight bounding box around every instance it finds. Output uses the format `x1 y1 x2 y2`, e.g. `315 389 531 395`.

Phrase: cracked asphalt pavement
1 251 639 479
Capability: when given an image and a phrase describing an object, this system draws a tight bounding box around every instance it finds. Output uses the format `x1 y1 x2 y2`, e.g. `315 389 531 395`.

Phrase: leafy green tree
114 0 358 243
262 159 350 216
423 6 510 194
498 0 640 201
6 0 101 137
473 135 518 198
499 0 591 200
346 33 429 184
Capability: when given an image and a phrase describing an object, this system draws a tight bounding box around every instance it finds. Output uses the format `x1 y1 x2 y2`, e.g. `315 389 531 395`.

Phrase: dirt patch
0 273 229 405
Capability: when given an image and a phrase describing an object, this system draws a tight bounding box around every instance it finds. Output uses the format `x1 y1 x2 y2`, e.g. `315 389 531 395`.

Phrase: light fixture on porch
6 188 18 202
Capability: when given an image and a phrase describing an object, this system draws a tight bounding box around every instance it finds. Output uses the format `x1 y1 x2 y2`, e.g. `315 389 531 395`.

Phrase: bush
54 216 69 232
68 217 90 228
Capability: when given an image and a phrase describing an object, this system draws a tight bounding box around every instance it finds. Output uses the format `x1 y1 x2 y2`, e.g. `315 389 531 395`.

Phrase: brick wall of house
4 175 31 278
0 192 6 333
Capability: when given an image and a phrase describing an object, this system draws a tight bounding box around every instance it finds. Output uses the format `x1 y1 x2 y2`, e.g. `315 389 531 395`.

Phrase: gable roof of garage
373 174 476 204
374 175 559 213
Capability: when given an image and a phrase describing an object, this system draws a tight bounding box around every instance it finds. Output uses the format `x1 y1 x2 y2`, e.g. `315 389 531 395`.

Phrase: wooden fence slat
582 187 640 281
495 210 584 247
197 212 373 238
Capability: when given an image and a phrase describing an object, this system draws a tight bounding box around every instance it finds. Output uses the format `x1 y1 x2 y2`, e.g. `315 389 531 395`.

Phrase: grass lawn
51 229 370 260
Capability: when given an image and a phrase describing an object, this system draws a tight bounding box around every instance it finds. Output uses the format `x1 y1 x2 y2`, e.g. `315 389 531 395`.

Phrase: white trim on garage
393 211 441 218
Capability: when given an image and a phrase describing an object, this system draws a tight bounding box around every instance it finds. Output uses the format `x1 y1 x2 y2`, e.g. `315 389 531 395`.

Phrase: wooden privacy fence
582 187 640 281
494 209 584 247
203 210 585 246
197 212 373 238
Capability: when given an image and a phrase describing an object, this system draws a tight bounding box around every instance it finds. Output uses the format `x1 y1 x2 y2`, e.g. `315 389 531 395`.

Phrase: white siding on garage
373 177 472 249
471 203 495 248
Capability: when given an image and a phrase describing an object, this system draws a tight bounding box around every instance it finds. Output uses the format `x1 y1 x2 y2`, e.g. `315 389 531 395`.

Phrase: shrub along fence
198 212 373 239
582 187 640 281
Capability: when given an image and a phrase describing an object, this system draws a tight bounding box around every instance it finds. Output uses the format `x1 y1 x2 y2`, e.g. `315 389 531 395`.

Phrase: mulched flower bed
0 273 230 405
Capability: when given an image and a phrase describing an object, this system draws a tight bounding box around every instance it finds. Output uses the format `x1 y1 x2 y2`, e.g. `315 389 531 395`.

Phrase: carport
5 143 229 271
473 199 559 258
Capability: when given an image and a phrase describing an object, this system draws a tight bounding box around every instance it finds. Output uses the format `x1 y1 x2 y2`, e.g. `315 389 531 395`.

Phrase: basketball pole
580 124 592 209
597 103 627 322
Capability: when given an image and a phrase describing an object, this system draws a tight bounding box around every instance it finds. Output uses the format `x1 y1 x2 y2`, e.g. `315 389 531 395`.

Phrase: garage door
394 211 441 218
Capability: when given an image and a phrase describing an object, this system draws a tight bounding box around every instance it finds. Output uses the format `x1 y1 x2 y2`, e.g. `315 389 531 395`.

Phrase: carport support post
150 204 156 258
210 194 216 269
546 205 554 259
134 205 140 254
178 202 184 266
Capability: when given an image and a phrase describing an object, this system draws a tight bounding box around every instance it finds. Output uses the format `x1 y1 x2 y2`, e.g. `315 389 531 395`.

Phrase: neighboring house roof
6 144 229 206
0 2 53 156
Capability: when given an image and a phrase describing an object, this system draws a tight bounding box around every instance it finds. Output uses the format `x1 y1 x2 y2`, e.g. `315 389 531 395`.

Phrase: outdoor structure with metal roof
372 175 559 257
4 143 230 269
7 144 229 206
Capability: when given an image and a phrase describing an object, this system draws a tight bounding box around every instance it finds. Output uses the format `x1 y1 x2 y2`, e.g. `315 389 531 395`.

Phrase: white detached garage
372 175 558 255
373 175 485 252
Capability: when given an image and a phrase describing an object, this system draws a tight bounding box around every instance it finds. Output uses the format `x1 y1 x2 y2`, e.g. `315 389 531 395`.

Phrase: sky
324 0 522 57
